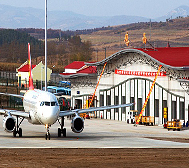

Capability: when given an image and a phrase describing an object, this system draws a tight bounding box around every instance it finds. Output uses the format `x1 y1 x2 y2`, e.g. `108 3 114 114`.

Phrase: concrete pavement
0 115 189 148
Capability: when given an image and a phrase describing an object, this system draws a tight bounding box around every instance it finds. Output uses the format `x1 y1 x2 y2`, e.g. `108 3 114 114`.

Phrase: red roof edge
64 61 85 69
18 64 36 72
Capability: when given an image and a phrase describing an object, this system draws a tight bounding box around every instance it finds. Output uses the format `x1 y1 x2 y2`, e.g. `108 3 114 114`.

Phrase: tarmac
0 115 189 148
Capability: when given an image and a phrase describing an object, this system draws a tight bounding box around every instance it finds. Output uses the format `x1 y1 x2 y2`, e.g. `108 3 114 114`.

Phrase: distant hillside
16 15 189 39
0 4 150 30
80 16 189 61
156 5 189 21
1 4 189 30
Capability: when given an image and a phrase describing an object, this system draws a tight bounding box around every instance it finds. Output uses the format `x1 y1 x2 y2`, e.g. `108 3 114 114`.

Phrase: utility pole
96 49 98 62
119 31 121 48
105 48 106 59
149 19 151 41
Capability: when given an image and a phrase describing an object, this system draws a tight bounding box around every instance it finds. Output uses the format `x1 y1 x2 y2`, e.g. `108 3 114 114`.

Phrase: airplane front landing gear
45 124 50 140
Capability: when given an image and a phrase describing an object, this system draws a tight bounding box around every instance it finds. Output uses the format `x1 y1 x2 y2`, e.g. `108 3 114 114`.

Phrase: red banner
115 69 166 76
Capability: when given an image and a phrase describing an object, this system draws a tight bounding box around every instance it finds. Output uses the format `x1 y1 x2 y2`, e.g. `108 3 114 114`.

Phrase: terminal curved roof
85 47 189 70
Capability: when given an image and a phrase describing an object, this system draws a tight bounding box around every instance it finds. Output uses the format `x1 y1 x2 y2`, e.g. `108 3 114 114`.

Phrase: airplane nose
41 107 59 125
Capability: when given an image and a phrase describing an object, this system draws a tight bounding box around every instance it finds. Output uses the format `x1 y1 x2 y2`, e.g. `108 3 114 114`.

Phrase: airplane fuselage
23 89 60 125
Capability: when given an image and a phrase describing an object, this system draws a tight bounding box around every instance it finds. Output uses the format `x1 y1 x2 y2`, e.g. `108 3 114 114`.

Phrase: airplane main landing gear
45 124 50 140
13 116 24 137
58 117 66 137
58 128 66 137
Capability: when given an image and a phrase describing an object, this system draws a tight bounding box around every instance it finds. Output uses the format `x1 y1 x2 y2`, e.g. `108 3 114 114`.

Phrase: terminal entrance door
75 99 82 109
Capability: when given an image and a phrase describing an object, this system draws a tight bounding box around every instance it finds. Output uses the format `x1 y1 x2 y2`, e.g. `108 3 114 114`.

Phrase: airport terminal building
61 47 189 125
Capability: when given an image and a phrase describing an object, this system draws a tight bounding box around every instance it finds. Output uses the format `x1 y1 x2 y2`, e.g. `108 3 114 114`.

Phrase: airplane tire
63 128 66 137
58 128 61 137
19 128 22 137
13 129 16 137
45 133 50 140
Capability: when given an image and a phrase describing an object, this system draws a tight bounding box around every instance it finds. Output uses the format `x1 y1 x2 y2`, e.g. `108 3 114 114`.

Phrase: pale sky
0 0 188 18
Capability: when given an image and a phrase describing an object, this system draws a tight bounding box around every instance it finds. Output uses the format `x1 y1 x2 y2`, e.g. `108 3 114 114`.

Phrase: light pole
41 64 44 90
45 0 47 91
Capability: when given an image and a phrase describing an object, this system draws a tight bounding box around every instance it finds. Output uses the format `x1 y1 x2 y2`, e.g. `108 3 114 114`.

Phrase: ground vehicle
44 86 71 111
167 119 181 131
58 96 71 111
127 110 138 124
135 115 154 125
58 81 71 87
142 116 154 126
45 86 71 98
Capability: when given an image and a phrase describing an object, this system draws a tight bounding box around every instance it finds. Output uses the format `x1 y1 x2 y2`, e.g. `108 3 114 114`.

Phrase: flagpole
45 0 47 91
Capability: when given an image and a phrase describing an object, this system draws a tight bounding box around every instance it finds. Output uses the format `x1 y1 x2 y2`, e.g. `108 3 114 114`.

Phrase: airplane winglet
28 43 34 90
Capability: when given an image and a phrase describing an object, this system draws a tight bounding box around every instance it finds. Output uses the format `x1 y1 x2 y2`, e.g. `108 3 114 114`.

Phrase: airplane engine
3 115 16 133
71 116 84 133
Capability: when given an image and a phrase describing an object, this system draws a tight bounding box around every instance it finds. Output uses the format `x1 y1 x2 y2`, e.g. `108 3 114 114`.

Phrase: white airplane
0 43 134 140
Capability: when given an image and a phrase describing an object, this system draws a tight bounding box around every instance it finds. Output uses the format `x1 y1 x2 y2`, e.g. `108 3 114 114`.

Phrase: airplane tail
28 43 34 90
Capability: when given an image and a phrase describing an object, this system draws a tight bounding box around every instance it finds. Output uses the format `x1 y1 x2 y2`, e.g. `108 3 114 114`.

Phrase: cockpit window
45 102 50 106
51 102 58 106
40 101 58 106
40 102 45 106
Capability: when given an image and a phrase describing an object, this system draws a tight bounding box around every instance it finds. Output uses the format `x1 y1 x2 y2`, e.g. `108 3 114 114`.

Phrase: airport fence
0 86 24 110
0 71 63 89
0 71 17 80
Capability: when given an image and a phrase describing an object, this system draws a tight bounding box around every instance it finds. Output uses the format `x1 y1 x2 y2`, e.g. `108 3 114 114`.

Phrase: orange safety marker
136 65 162 124
84 62 107 119
88 62 107 108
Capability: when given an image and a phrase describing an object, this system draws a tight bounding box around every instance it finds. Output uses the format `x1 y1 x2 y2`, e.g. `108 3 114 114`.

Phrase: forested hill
0 29 93 72
0 29 42 45
0 29 44 63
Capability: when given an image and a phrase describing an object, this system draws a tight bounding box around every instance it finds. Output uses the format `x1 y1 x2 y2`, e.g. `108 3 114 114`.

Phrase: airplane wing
59 103 134 117
0 92 27 117
0 109 30 118
0 92 24 99
59 110 76 117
